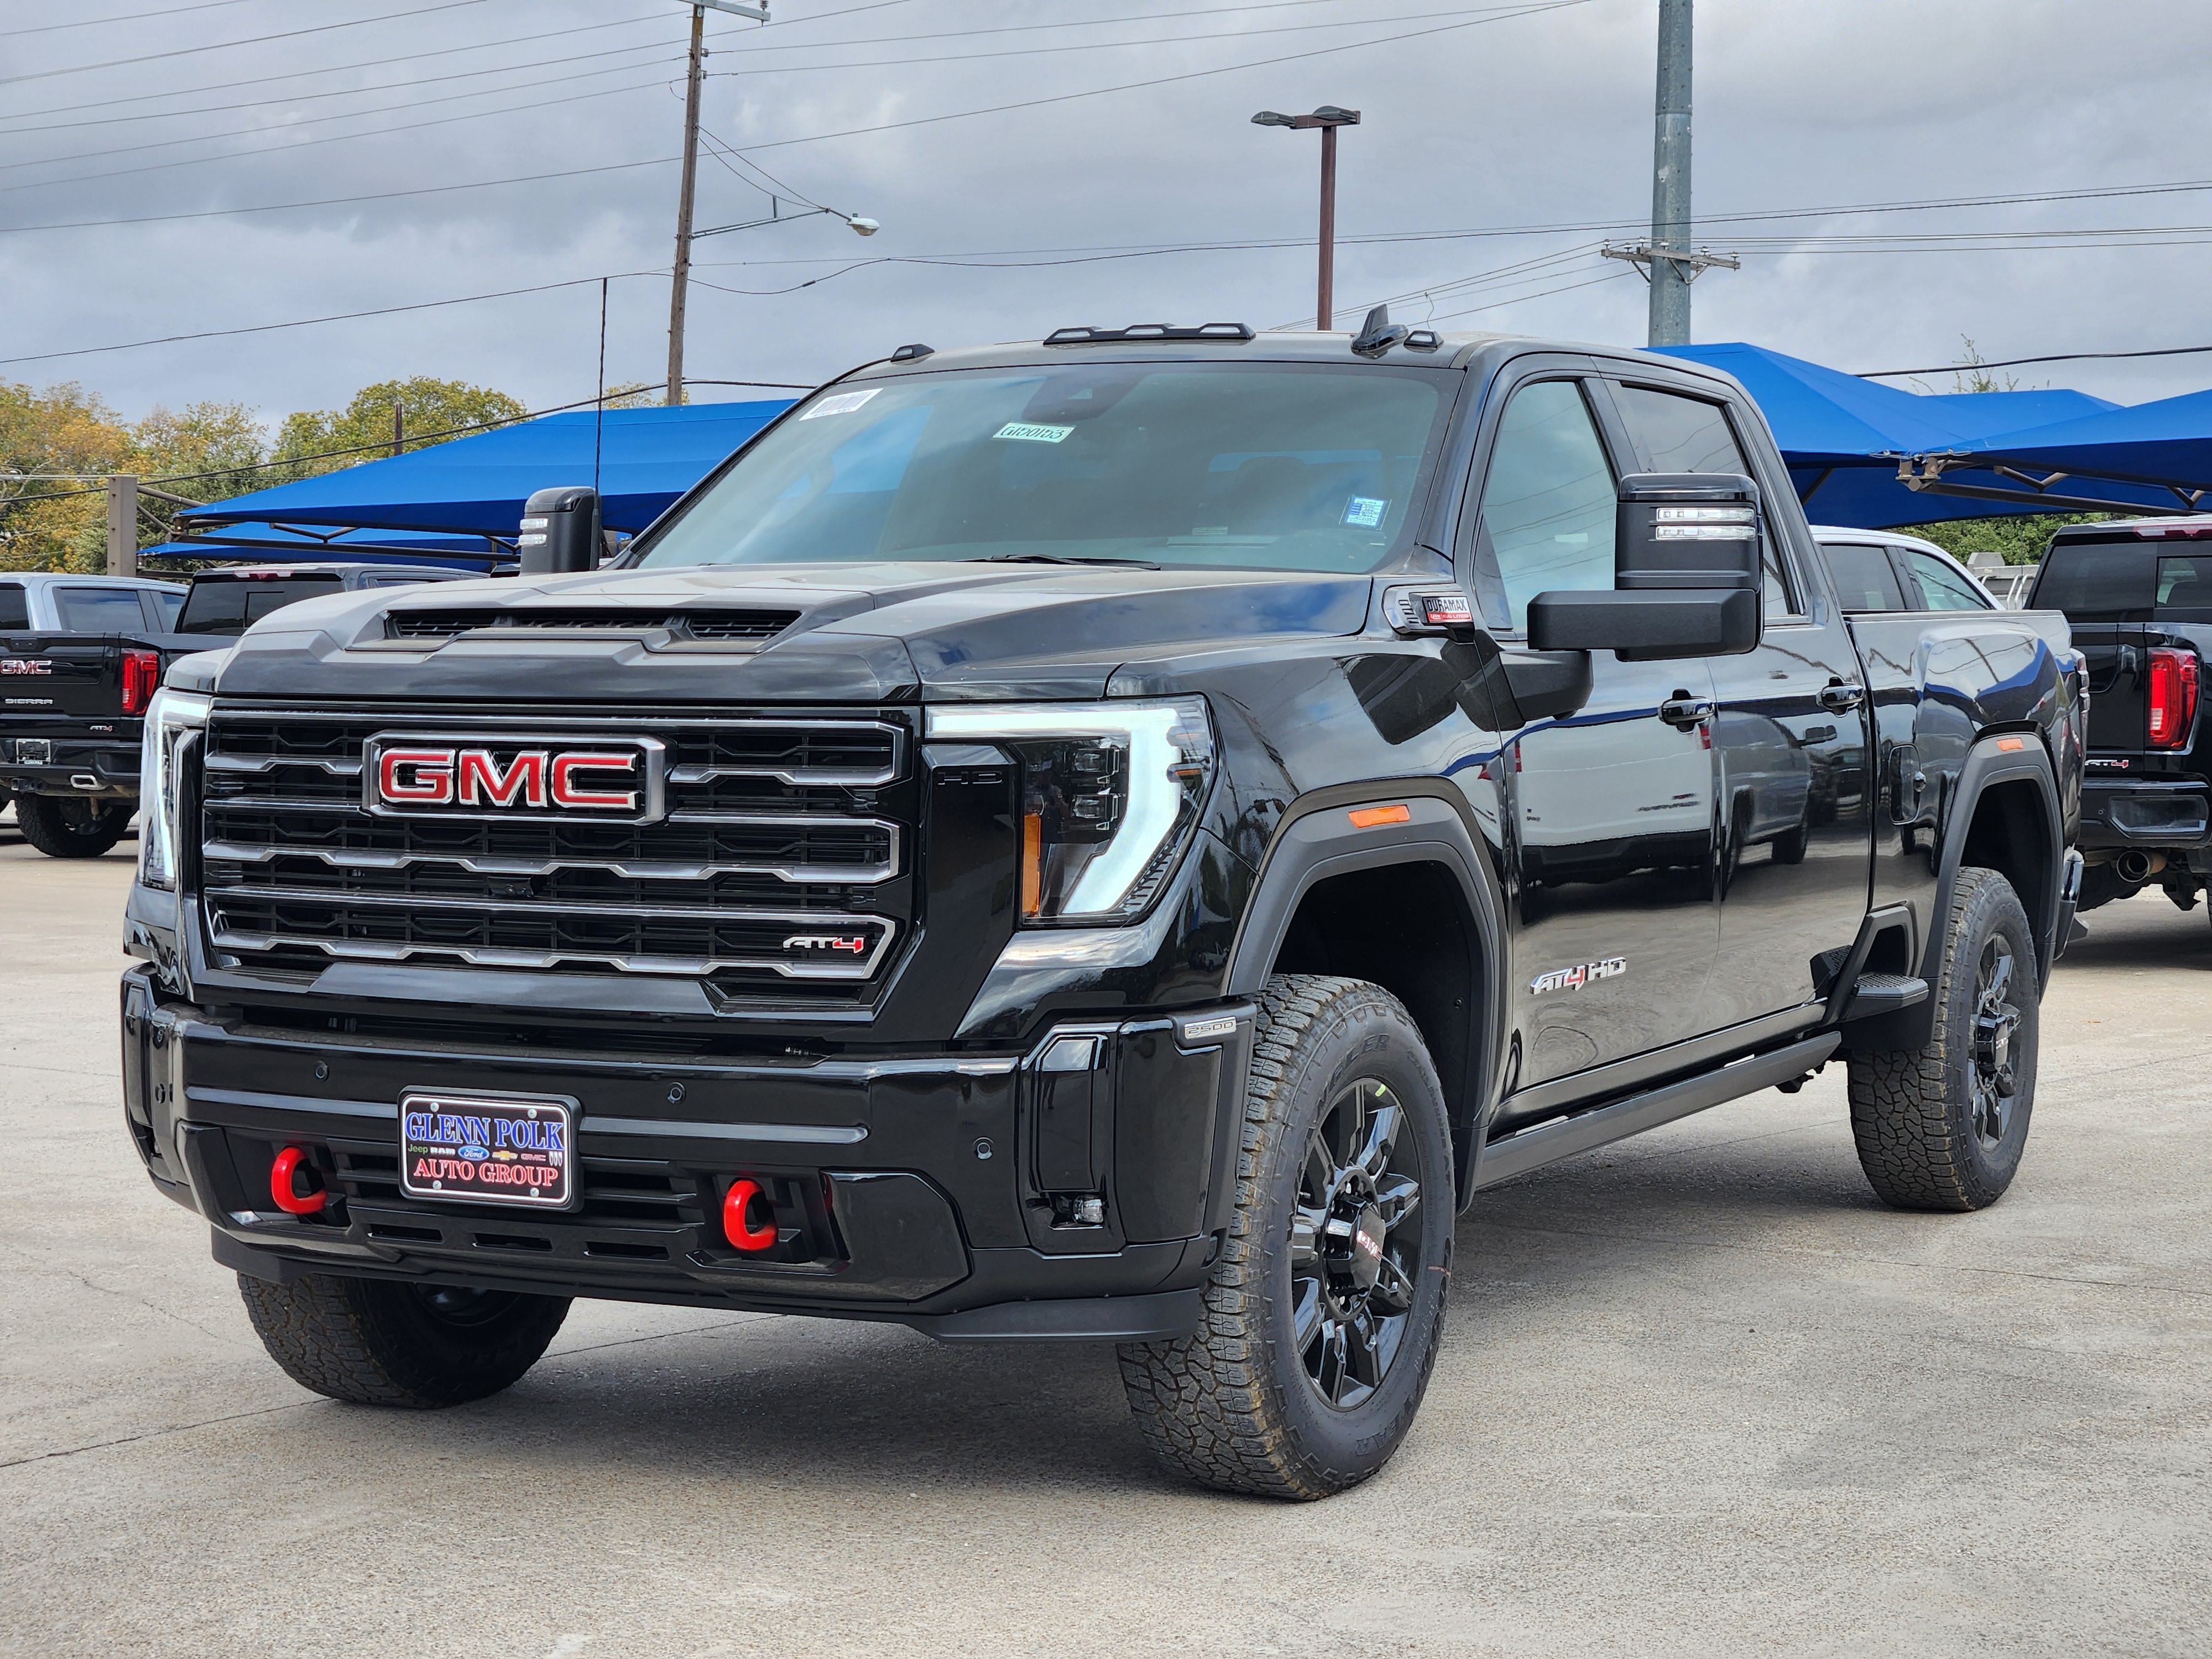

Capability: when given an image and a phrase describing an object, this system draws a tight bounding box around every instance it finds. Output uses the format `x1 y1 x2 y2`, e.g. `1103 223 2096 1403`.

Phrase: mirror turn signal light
722 1177 779 1253
1347 803 1412 830
269 1145 327 1215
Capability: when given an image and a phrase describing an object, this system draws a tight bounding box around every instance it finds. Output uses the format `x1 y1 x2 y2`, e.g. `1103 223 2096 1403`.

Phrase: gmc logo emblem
363 733 666 822
1 659 54 676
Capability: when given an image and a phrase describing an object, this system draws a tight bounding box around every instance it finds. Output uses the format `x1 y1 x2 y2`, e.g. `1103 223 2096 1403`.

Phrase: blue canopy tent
166 400 792 565
1651 343 2166 528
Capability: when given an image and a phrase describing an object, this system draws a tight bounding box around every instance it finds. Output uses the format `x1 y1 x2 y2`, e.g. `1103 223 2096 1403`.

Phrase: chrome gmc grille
196 707 914 990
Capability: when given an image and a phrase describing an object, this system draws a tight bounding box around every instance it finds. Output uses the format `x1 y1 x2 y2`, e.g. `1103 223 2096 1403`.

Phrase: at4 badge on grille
363 732 667 823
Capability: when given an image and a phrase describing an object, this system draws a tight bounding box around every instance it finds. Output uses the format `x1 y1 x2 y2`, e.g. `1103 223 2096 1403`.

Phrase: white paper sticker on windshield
801 389 881 419
994 422 1073 444
1344 495 1387 528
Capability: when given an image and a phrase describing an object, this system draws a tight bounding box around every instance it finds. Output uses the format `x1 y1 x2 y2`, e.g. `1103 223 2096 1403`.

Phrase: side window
1817 544 1906 612
1610 382 1800 618
0 583 27 630
1475 379 1616 631
1901 549 1990 611
54 586 151 633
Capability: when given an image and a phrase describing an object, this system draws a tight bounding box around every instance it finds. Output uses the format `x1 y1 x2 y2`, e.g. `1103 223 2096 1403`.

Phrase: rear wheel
237 1271 570 1407
1117 975 1453 1500
1846 868 2038 1212
14 794 129 858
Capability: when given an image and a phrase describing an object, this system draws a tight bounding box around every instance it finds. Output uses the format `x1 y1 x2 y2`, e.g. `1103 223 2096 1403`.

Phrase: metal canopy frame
1888 452 2208 518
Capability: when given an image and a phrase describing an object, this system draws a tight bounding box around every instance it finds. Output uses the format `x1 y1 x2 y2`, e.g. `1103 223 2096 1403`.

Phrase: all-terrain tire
238 1271 570 1407
1846 867 2039 1212
14 794 129 858
1117 975 1453 1500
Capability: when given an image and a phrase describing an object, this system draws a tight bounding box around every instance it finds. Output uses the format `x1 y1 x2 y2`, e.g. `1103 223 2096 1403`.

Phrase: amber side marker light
1348 803 1412 829
1995 737 2026 753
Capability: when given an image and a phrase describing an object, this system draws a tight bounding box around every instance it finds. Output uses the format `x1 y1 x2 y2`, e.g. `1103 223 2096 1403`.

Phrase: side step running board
1475 1033 1841 1191
1841 973 1928 1021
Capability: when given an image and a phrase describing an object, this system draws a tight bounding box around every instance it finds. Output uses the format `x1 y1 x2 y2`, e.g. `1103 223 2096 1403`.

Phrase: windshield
634 361 1455 574
176 575 342 635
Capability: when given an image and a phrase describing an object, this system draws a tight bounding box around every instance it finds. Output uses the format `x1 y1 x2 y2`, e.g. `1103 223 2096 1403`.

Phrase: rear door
1463 364 1720 1091
2031 541 2155 753
1601 374 1874 1029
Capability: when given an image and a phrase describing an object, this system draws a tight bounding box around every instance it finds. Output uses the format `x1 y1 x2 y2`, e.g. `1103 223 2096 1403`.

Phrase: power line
0 0 498 88
0 155 681 237
0 0 255 39
1 1 1511 189
1860 343 2212 379
732 0 1597 156
0 0 920 128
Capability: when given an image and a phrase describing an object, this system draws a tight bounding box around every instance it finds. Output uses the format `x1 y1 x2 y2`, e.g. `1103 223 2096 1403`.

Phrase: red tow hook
721 1177 778 1253
269 1145 327 1215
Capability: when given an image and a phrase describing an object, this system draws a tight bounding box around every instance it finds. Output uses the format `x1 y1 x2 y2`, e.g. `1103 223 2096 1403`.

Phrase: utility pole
666 0 769 409
105 475 138 578
1251 105 1361 331
1600 0 1735 343
1648 0 1693 346
391 401 404 457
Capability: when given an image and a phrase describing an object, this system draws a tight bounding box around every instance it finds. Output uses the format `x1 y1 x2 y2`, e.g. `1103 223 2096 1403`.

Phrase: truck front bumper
119 967 1249 1341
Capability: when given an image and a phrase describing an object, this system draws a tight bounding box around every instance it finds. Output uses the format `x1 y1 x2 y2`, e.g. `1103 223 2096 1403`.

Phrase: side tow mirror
518 485 601 575
1527 472 1764 660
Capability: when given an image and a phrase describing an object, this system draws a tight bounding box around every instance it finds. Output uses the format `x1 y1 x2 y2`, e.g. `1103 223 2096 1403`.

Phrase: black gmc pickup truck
2025 518 2212 919
120 322 2085 1499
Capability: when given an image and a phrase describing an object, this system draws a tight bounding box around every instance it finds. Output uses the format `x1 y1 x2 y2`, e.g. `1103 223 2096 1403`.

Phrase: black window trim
1452 353 1611 641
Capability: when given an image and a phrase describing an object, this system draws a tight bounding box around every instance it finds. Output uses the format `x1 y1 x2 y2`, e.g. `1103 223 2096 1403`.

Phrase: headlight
138 688 209 891
926 697 1215 925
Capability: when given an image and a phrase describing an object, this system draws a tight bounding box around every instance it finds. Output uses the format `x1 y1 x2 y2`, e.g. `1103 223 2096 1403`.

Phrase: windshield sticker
994 422 1073 444
800 389 881 419
1343 496 1387 528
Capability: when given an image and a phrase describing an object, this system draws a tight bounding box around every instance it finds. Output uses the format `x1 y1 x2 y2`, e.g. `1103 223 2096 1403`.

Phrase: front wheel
1117 975 1453 1499
237 1271 570 1407
1846 867 2039 1212
14 794 130 858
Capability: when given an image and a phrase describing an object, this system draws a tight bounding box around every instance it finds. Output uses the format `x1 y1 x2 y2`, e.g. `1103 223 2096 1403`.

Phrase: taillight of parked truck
120 649 160 716
2146 646 2198 749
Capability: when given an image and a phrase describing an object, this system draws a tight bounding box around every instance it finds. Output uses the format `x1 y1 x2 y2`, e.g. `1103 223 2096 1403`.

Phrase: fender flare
1224 781 1509 1209
1858 732 2064 1051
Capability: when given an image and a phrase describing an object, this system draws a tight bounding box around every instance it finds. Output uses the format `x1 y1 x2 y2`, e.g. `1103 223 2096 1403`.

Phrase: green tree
1895 512 2113 566
0 380 136 572
272 377 526 482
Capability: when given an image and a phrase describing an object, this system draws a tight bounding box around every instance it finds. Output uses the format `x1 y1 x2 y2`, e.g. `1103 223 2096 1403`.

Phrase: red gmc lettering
379 749 453 803
549 751 638 810
457 749 547 807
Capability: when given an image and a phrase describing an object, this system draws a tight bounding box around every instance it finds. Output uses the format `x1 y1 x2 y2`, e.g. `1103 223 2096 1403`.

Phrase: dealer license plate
399 1091 576 1211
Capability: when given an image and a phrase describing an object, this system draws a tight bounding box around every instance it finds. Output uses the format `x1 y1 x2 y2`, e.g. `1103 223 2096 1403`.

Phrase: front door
1465 371 1720 1089
1604 377 1874 1026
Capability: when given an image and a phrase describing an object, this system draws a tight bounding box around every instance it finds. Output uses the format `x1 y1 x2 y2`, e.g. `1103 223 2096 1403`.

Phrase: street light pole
665 0 769 409
665 4 708 408
1253 106 1361 331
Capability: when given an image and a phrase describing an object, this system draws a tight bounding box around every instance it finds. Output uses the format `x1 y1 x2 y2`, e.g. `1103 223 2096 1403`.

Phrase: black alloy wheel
1292 1078 1424 1411
13 794 129 859
1969 935 2022 1151
1118 975 1453 1500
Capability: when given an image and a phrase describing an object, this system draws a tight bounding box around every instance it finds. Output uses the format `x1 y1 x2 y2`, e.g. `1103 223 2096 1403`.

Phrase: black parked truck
120 323 2086 1499
2025 518 2212 917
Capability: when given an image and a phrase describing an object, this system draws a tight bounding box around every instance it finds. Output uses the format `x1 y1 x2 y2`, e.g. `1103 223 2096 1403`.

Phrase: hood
194 561 1374 703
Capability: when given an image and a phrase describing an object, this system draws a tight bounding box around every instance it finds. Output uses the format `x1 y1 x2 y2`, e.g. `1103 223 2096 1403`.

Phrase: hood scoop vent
386 607 801 643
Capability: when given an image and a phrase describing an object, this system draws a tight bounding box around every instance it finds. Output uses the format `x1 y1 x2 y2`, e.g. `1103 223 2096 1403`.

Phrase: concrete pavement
3 839 2206 1657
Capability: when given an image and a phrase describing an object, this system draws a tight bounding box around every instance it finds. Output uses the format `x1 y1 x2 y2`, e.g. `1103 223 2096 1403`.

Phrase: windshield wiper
978 553 1161 570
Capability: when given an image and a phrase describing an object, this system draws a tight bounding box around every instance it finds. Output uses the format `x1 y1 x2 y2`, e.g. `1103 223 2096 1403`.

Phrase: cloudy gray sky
2 0 2208 430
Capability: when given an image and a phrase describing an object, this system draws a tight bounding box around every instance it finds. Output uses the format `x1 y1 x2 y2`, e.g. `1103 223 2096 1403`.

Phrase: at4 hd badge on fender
1531 957 1627 995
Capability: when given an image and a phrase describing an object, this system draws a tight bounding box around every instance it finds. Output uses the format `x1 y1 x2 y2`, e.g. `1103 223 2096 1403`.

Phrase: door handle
1658 696 1716 729
1819 682 1865 712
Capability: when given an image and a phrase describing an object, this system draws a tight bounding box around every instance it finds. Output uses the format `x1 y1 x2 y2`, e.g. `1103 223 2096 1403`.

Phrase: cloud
4 0 2209 424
